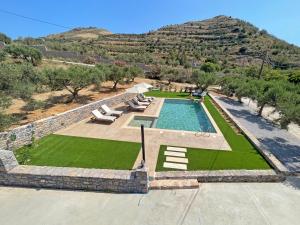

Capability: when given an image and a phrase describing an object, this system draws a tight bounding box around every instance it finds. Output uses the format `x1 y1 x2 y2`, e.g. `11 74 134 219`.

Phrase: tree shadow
227 108 277 131
283 176 300 190
260 137 300 172
217 96 277 131
217 96 243 107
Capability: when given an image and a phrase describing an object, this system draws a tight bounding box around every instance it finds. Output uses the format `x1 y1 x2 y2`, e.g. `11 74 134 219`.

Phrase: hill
37 16 300 68
47 27 112 40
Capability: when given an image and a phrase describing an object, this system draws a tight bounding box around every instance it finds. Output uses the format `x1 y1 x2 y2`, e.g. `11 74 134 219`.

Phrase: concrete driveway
0 178 299 225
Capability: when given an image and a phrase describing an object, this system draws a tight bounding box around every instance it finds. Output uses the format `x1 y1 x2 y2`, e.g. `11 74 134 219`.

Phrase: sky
0 0 299 46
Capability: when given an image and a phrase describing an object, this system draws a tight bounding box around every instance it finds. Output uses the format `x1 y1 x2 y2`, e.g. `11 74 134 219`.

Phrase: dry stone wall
0 150 149 193
0 92 135 150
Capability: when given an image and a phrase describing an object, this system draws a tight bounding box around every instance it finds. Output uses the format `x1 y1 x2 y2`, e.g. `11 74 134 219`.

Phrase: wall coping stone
0 150 19 172
155 169 285 182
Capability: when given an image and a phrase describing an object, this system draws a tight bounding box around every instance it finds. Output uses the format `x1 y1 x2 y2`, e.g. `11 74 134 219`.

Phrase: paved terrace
56 98 230 173
0 177 299 225
211 93 300 173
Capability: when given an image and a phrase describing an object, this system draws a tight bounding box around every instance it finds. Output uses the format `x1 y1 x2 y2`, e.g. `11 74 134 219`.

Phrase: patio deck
56 98 230 173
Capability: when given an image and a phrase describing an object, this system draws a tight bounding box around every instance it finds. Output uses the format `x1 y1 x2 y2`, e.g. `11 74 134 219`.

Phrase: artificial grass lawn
154 93 271 171
146 90 191 99
15 134 141 170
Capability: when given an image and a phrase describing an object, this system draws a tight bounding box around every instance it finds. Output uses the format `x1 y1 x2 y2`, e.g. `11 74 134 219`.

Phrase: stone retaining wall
155 170 284 182
0 150 149 193
0 92 135 150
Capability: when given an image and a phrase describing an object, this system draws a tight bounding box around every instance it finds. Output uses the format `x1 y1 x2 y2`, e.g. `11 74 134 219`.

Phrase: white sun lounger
127 101 147 111
137 94 150 102
92 109 116 122
140 93 154 101
100 104 123 117
132 97 150 106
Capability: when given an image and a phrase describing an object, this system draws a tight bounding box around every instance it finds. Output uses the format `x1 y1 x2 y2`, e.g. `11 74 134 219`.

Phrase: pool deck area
56 98 231 173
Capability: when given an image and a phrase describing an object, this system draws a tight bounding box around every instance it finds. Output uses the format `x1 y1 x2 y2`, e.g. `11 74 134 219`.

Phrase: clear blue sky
0 0 299 46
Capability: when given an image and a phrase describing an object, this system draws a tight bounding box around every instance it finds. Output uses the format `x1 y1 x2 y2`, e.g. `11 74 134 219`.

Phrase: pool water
129 99 216 133
156 99 216 132
128 116 155 128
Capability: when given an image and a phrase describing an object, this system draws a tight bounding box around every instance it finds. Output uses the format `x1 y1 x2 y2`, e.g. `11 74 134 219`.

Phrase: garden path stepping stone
167 147 187 152
166 157 188 164
163 162 187 170
164 151 185 157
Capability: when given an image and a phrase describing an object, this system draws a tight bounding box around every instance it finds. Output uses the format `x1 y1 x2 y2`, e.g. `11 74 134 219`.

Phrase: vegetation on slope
31 15 300 69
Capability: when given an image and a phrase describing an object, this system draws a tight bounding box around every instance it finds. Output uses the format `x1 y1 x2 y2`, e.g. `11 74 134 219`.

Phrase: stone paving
163 146 189 170
0 178 299 225
211 93 300 173
56 98 230 174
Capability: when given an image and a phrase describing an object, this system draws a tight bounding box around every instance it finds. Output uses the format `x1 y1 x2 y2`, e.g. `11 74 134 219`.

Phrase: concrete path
212 94 300 173
0 178 299 225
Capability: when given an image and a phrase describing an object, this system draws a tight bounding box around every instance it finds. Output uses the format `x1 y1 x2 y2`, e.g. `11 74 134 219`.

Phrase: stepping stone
166 157 188 164
167 146 187 153
163 162 187 170
164 151 185 157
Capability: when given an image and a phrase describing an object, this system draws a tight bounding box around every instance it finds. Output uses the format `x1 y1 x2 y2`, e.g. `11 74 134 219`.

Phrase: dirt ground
5 77 192 129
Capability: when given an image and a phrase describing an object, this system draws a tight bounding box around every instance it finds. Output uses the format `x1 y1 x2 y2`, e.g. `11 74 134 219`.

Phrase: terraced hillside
42 16 300 68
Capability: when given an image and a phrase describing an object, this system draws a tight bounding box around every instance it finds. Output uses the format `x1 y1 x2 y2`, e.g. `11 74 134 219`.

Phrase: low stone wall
155 170 285 182
0 150 149 193
0 92 135 150
208 93 290 175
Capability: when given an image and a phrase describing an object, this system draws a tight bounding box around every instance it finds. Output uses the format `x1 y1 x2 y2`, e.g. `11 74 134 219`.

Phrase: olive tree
107 62 127 91
191 70 217 91
4 45 42 66
0 63 39 130
45 66 102 102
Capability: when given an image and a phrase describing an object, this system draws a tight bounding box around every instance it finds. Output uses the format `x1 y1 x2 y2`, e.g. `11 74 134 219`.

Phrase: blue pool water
129 99 216 133
155 99 216 132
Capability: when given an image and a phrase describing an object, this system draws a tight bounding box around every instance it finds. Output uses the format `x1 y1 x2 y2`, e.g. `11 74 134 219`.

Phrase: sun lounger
126 100 147 111
132 97 151 106
138 93 154 102
100 104 123 117
137 94 150 102
91 109 116 122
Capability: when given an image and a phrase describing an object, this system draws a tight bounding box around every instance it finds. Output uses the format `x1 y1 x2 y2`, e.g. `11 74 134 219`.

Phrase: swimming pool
129 99 216 133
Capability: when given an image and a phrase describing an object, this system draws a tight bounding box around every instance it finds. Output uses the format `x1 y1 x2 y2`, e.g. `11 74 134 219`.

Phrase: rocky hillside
42 16 300 68
47 27 112 40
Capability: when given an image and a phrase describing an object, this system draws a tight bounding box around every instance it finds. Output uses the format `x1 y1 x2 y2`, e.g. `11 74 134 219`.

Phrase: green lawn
15 134 141 170
153 92 271 171
145 90 192 99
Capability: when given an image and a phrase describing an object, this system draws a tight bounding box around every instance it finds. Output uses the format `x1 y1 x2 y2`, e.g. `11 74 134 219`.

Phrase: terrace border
0 150 149 193
208 93 290 175
0 92 136 151
154 170 284 182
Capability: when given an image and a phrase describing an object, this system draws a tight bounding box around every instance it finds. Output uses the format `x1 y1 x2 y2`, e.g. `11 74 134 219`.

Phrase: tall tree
192 70 217 91
45 66 100 102
0 63 38 130
108 62 127 91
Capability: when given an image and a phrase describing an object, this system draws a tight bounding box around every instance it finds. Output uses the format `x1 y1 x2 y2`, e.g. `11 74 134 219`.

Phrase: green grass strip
16 134 141 170
146 90 191 99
